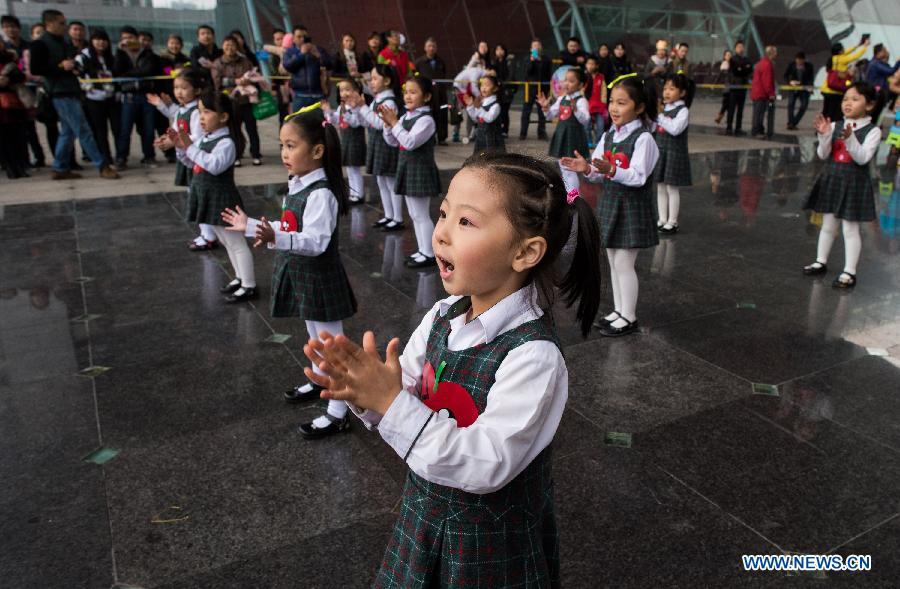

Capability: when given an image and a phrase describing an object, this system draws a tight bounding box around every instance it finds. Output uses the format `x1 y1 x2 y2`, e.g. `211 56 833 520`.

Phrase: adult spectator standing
68 21 87 53
491 44 514 138
596 44 614 82
283 25 323 111
0 46 30 178
414 37 448 143
644 39 670 87
821 38 868 122
378 29 414 79
292 24 333 103
714 49 732 125
76 28 120 166
113 26 160 167
609 42 633 79
139 31 175 163
159 34 189 73
333 33 361 82
670 42 691 77
2 15 44 168
190 24 222 86
751 45 777 139
560 36 587 68
784 51 814 130
360 31 382 79
212 35 262 165
725 39 753 136
2 14 28 56
268 28 290 124
228 30 259 68
29 9 118 179
866 43 899 125
519 38 551 141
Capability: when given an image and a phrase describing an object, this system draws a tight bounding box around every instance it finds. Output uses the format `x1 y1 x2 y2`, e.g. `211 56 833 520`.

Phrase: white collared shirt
655 100 689 136
184 127 236 176
544 92 590 125
351 284 568 495
816 116 882 164
325 105 364 128
466 94 500 123
584 118 659 187
167 101 203 167
384 106 436 151
245 168 338 256
359 90 398 131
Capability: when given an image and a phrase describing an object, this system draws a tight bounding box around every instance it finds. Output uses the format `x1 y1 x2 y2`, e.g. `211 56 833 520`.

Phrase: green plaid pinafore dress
394 112 442 198
185 134 244 226
339 107 367 167
653 104 692 186
548 94 589 159
366 96 400 176
803 123 877 222
374 297 561 589
473 99 506 154
174 105 198 187
269 179 357 320
597 126 659 249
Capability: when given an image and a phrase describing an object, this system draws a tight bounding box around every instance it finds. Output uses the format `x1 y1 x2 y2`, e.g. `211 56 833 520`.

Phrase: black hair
197 25 215 35
873 43 885 55
679 42 689 49
461 152 601 337
586 55 600 66
176 66 206 91
735 39 745 46
273 28 286 36
228 29 246 43
69 21 85 29
139 31 153 41
41 9 63 25
598 43 610 51
89 28 110 43
480 74 499 91
614 42 626 52
827 42 844 71
120 26 138 37
566 66 586 87
405 74 438 119
284 107 350 215
337 77 364 94
566 36 582 47
663 71 696 107
292 24 307 34
168 34 183 45
845 80 883 115
795 51 806 60
611 75 658 125
199 89 246 158
372 63 402 99
1 15 22 28
221 35 238 46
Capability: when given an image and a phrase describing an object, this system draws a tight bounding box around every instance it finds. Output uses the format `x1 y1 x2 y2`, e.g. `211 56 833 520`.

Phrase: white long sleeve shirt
655 100 690 136
358 90 398 131
163 101 203 168
466 94 500 123
183 127 236 176
245 168 338 256
584 118 659 187
384 107 436 150
544 92 590 125
350 284 568 495
325 105 364 128
816 116 882 164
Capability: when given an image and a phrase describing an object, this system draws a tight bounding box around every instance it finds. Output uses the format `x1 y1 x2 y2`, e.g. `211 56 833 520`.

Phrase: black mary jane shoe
372 217 390 228
349 196 365 205
224 287 258 303
658 224 679 235
381 221 406 232
593 311 621 328
598 316 640 338
219 281 242 294
832 272 856 289
298 414 351 440
802 262 828 276
284 382 325 403
405 255 437 269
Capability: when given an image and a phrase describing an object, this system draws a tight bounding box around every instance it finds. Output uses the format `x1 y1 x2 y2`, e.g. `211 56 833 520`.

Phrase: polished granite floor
1 144 899 588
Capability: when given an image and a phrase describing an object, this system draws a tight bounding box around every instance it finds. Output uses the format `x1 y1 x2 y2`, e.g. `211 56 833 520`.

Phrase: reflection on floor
1 146 899 588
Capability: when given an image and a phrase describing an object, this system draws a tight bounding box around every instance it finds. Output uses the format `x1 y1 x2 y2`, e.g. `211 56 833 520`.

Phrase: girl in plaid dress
464 74 505 154
562 73 660 337
381 75 442 269
654 72 696 234
169 89 257 303
149 68 218 251
538 67 590 192
222 103 357 438
803 82 883 289
323 78 367 204
303 152 602 588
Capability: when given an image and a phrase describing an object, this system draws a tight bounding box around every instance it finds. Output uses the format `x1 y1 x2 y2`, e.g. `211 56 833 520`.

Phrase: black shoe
298 414 351 439
537 134 549 141
832 272 856 289
518 134 527 141
593 311 620 328
71 162 84 171
659 224 679 234
724 129 733 136
224 287 258 303
115 160 128 170
372 217 390 228
598 317 639 337
349 196 365 205
802 262 827 276
405 255 437 269
219 281 242 294
284 382 324 403
734 130 746 137
31 160 46 168
381 220 405 232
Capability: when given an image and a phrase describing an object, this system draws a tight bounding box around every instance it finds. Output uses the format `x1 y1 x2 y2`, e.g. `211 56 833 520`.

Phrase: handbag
0 90 25 109
252 90 278 120
827 70 848 93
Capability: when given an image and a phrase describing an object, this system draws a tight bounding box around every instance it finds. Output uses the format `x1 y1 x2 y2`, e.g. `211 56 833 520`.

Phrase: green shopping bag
253 90 279 120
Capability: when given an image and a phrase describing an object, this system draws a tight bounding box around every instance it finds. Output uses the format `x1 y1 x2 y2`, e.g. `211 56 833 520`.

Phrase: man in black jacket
113 25 161 167
29 9 119 179
725 40 753 136
520 38 551 140
784 51 814 130
415 37 448 143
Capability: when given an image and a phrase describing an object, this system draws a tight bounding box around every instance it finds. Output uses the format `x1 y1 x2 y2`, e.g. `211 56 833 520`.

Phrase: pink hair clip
566 188 580 205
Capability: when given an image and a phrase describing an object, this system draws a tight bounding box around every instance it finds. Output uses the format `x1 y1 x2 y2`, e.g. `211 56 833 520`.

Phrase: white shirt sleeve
184 136 236 176
359 99 396 130
544 96 562 119
656 107 690 136
816 123 835 160
189 110 203 143
244 189 338 256
157 102 179 120
846 125 882 165
610 131 659 187
468 101 500 123
344 107 364 128
376 341 568 494
323 108 341 126
574 96 590 124
389 114 436 150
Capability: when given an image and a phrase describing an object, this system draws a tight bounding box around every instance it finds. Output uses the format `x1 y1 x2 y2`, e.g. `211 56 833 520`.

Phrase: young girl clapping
323 78 367 204
654 72 695 234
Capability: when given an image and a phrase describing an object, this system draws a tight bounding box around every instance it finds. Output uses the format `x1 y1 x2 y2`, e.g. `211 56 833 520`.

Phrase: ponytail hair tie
566 188 580 205
608 72 638 90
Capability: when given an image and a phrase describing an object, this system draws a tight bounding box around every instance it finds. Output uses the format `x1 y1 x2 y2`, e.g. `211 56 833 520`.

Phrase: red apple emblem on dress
832 139 852 163
177 119 190 134
280 209 298 232
338 113 349 129
611 152 630 169
559 105 573 121
419 360 480 427
192 164 203 174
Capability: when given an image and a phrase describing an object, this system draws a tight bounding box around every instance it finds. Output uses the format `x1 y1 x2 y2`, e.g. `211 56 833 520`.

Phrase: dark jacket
784 61 814 87
159 49 190 71
29 31 80 97
282 46 322 94
359 49 379 76
189 43 223 68
415 54 447 80
113 47 161 94
729 53 753 85
610 55 633 78
332 49 360 78
866 58 899 90
560 49 587 67
524 56 552 84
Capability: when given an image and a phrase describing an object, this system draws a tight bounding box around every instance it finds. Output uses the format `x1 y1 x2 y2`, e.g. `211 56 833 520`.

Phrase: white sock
842 220 861 274
611 249 639 327
199 223 217 242
347 166 364 200
816 213 839 264
226 278 240 288
311 402 348 429
193 235 208 246
666 185 681 226
606 249 621 319
376 175 394 219
405 196 435 257
391 192 405 223
657 184 669 226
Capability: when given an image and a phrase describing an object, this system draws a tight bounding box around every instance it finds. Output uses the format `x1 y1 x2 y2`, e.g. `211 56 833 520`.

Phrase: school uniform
466 94 505 153
654 101 692 186
360 90 399 176
804 116 881 222
586 119 660 248
181 127 244 225
385 106 442 198
546 92 590 158
158 100 201 187
326 105 367 167
245 169 357 321
350 285 567 588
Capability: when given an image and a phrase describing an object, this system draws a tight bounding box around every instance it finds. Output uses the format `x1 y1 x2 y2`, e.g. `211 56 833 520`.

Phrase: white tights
306 320 348 419
211 225 256 288
404 196 435 258
815 213 862 275
376 175 404 222
199 223 217 243
346 166 364 200
605 248 639 327
657 183 681 227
